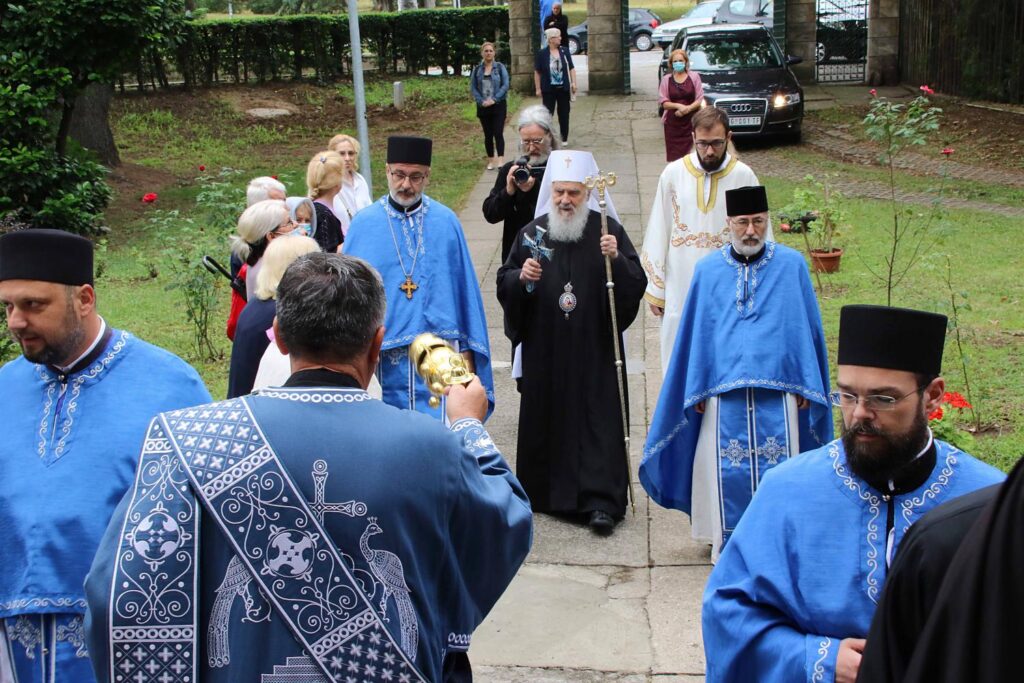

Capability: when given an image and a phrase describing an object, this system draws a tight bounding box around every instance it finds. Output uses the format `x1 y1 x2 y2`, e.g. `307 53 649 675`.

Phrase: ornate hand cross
522 227 553 293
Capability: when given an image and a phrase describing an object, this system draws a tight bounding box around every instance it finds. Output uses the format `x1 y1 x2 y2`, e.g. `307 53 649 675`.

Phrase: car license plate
730 116 762 127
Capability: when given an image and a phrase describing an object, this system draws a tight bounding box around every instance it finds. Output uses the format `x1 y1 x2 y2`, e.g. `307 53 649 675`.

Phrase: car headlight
773 92 802 108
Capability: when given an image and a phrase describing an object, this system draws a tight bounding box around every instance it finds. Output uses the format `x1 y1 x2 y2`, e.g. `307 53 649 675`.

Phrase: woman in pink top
659 48 705 162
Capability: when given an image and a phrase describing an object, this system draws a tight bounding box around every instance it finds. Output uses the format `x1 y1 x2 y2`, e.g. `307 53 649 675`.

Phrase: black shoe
588 510 615 536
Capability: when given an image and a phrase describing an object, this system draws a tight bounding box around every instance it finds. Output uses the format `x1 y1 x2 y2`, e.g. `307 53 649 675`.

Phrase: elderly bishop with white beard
497 150 646 536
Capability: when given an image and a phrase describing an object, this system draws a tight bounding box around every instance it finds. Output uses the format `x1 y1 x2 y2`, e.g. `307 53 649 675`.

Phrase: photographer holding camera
483 105 561 262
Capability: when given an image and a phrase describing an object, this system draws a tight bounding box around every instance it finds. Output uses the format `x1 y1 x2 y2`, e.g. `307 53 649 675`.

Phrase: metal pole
347 0 373 197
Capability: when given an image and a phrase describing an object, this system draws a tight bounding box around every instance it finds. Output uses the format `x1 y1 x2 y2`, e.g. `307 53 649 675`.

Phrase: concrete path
455 54 710 682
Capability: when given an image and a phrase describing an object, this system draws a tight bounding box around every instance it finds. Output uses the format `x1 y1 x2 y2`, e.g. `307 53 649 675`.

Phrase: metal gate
815 0 868 82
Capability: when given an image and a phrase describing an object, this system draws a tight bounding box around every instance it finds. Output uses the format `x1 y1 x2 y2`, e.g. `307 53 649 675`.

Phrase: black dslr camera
512 156 539 184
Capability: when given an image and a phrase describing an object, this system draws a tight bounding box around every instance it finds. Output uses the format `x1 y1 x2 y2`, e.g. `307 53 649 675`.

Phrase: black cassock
868 458 1022 683
857 483 999 683
497 210 646 519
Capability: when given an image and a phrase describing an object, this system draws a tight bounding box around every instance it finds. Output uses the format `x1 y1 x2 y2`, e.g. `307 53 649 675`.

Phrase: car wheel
634 32 653 51
815 42 828 63
568 37 581 55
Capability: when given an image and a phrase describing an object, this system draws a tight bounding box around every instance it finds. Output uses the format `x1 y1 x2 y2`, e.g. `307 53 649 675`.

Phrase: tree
0 0 185 233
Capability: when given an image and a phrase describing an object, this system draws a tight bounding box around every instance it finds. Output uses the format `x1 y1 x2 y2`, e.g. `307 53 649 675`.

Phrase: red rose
271 175 278 180
869 88 877 96
142 192 158 203
198 164 206 171
919 85 935 95
780 222 791 233
928 406 944 421
941 147 954 157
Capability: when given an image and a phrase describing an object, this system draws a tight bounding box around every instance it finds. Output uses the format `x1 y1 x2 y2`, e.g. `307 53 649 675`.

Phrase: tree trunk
68 83 120 167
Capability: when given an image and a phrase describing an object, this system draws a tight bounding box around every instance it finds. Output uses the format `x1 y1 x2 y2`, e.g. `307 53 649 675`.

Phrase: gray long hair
517 105 562 150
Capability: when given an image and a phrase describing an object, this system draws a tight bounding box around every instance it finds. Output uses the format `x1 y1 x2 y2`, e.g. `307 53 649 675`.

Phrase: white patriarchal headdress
533 149 620 222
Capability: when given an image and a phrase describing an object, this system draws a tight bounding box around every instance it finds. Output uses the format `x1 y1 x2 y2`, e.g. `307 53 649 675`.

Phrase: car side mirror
786 55 803 66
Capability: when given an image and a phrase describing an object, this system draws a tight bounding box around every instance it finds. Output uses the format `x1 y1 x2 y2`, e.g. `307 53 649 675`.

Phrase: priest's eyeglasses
829 388 922 411
730 217 768 228
521 138 547 147
694 139 727 151
389 170 428 184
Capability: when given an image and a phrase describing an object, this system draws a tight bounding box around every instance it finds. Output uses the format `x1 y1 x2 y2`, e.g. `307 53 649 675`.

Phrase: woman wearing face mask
659 48 705 162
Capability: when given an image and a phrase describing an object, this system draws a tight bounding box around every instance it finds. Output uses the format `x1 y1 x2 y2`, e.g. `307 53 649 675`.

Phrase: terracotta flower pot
810 248 843 273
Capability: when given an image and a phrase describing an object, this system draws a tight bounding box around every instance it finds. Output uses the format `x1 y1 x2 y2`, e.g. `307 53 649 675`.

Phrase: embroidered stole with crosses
107 398 427 683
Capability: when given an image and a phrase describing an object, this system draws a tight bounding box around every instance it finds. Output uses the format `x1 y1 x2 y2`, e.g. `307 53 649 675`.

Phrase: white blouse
332 172 372 236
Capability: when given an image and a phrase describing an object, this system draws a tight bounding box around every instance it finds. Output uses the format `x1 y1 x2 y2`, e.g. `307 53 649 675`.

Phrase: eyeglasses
829 387 924 412
730 217 768 228
275 218 297 233
694 139 727 151
389 170 427 184
521 138 547 146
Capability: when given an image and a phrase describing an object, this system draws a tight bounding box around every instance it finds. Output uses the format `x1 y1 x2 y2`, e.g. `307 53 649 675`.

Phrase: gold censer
409 333 476 408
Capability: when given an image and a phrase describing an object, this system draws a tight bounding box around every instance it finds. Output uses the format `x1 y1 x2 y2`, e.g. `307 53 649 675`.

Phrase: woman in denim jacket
470 42 510 170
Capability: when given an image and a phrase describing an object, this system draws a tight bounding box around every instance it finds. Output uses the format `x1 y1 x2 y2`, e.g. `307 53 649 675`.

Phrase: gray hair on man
517 105 562 151
246 176 287 207
275 252 386 363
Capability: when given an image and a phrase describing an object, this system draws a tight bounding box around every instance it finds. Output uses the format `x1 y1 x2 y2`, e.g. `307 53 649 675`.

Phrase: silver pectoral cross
522 227 554 293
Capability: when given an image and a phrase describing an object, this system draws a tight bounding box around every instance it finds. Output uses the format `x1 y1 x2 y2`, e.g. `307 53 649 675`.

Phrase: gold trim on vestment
682 155 739 214
644 291 666 308
641 251 666 290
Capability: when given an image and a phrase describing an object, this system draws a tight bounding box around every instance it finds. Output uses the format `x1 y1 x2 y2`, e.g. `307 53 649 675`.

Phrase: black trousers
477 100 507 157
542 90 571 142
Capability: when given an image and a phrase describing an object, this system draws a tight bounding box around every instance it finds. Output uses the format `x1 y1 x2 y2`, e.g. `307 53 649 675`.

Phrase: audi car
567 8 662 54
659 23 803 141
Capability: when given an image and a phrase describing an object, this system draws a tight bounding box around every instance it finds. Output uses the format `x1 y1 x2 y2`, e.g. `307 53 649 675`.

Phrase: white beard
547 205 589 243
731 235 765 256
389 190 422 208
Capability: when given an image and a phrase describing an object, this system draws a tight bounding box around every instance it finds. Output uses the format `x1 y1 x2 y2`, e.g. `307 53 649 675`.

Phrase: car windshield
687 1 721 19
685 32 782 70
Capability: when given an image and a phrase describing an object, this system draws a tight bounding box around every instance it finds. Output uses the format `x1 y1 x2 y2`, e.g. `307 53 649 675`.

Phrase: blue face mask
672 61 687 73
289 223 313 238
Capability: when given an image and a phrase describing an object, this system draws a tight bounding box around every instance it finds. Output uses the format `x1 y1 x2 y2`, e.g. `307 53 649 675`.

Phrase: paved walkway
457 59 709 682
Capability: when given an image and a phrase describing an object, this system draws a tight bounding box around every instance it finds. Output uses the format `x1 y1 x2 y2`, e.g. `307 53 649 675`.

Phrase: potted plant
778 174 847 274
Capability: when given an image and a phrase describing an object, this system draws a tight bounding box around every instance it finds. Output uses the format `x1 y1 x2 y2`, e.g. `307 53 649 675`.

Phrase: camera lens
512 166 531 184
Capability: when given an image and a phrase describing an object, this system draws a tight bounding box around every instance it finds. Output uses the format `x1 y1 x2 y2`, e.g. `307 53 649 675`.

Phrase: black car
659 24 803 141
567 8 662 55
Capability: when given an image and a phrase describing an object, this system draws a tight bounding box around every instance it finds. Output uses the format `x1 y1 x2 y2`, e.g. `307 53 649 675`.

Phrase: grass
762 174 1024 470
92 75 509 398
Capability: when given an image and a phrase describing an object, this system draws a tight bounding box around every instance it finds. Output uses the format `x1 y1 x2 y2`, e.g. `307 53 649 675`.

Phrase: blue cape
345 195 495 414
640 242 834 513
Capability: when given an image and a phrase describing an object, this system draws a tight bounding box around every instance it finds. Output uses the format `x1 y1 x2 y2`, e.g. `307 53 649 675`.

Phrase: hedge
124 8 509 90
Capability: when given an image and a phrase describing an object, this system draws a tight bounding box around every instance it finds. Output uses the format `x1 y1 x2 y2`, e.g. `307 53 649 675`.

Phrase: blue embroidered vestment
701 439 1004 683
344 196 495 419
0 331 210 682
83 386 532 682
640 242 833 520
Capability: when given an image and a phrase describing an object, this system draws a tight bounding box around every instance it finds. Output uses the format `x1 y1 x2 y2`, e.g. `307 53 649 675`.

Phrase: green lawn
763 175 1024 471
90 75 516 399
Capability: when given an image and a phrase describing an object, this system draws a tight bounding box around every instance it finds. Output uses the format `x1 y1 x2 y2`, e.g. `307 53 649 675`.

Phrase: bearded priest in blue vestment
702 305 1005 683
344 136 494 420
640 186 833 561
0 229 210 683
83 252 532 683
